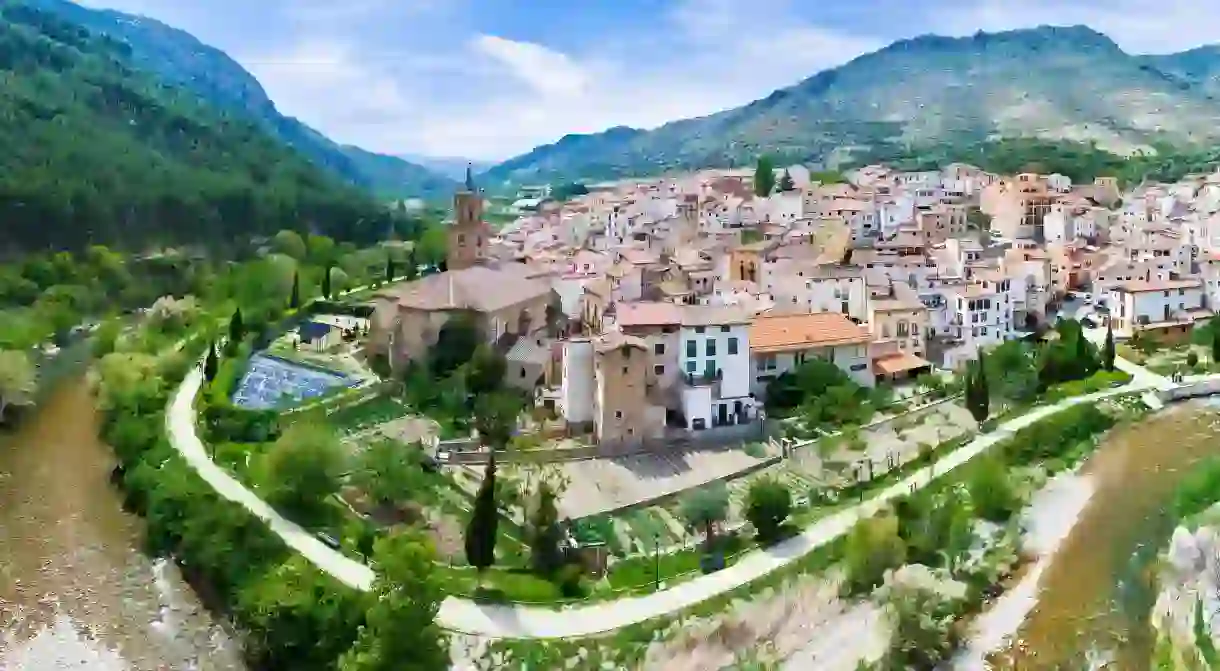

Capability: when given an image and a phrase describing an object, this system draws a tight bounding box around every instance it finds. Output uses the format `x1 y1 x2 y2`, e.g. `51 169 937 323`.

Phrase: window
654 343 665 355
850 363 868 371
520 369 526 378
706 339 716 356
727 337 738 355
721 326 730 333
686 340 696 357
615 411 623 419
695 326 705 334
897 321 909 337
622 366 628 374
686 361 696 373
662 326 676 334
654 364 665 375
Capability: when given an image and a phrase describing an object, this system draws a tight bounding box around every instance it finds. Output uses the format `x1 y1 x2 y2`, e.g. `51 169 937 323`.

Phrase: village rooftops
750 312 871 353
1114 278 1203 293
594 331 648 353
615 301 683 328
679 304 752 327
373 263 551 313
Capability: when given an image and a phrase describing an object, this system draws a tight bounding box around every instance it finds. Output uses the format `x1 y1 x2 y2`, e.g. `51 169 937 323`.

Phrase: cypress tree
321 264 332 299
464 454 499 576
1211 318 1220 364
385 254 396 284
753 155 776 196
289 271 300 309
967 351 990 425
405 249 418 280
1103 320 1116 371
228 307 244 345
203 341 219 382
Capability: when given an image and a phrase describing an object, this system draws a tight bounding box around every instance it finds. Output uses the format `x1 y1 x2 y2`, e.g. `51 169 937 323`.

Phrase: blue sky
77 0 1220 161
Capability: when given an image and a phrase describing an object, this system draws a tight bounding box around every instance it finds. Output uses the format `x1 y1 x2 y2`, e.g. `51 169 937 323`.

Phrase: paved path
165 368 1168 638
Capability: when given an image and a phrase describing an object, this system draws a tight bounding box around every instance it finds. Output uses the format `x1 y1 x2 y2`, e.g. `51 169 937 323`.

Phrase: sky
76 0 1220 162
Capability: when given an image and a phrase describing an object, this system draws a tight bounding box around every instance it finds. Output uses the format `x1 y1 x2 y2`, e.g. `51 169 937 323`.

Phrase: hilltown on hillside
365 162 1203 448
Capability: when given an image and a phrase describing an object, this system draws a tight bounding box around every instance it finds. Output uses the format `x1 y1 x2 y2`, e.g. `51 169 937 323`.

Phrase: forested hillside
0 3 398 255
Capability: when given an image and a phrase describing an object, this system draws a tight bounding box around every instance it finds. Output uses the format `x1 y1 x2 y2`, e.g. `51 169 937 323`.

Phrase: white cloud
234 0 883 161
222 0 1220 162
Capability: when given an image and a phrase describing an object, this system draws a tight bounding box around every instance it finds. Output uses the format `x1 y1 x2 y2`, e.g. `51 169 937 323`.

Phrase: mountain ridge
21 0 457 200
481 24 1220 186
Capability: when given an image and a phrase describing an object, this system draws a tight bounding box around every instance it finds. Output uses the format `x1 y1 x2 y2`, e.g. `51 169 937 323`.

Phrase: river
0 362 246 670
989 404 1220 669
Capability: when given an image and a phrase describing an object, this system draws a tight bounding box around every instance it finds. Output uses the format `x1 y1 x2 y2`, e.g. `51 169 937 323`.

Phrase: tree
272 230 308 260
351 439 436 510
844 513 907 595
289 271 301 309
473 391 521 451
680 482 730 549
256 423 346 519
464 454 499 575
430 314 480 378
968 455 1020 523
1103 320 1116 371
966 351 989 425
527 481 565 576
321 264 333 299
384 254 396 284
228 307 245 345
338 531 449 671
744 478 792 543
404 249 419 281
753 155 776 196
466 345 507 396
203 341 219 382
0 349 36 421
777 169 796 192
1211 317 1220 365
329 267 350 296
237 556 367 670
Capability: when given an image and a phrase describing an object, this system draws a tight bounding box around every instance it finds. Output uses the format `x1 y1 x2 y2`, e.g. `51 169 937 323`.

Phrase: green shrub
744 479 792 543
844 514 906 595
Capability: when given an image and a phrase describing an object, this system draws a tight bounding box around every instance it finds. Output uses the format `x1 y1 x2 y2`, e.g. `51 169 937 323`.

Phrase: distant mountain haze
398 154 496 182
482 25 1220 186
21 0 457 200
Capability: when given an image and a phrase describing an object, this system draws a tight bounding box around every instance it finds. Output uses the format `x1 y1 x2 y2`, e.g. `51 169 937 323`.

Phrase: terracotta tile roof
750 312 870 353
681 304 752 327
873 352 932 375
375 264 552 312
1116 278 1202 293
615 301 682 327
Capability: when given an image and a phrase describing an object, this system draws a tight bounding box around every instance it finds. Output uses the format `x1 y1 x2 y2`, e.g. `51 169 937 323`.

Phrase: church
366 168 557 372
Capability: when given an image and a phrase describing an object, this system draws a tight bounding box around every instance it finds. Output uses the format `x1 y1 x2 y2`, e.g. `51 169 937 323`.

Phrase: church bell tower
447 164 489 271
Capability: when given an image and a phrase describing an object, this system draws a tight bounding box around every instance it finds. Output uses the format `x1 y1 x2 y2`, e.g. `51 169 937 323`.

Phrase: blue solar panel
231 353 355 410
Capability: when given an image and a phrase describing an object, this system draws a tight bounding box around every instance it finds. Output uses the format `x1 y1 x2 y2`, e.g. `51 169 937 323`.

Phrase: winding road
165 361 1180 638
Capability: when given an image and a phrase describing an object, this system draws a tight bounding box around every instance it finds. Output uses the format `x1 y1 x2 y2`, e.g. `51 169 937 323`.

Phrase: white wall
679 323 751 400
560 339 594 423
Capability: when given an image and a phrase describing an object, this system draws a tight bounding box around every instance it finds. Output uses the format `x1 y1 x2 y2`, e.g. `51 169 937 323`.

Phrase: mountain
0 2 397 254
1140 46 1220 98
483 25 1220 186
20 0 457 200
398 154 495 181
